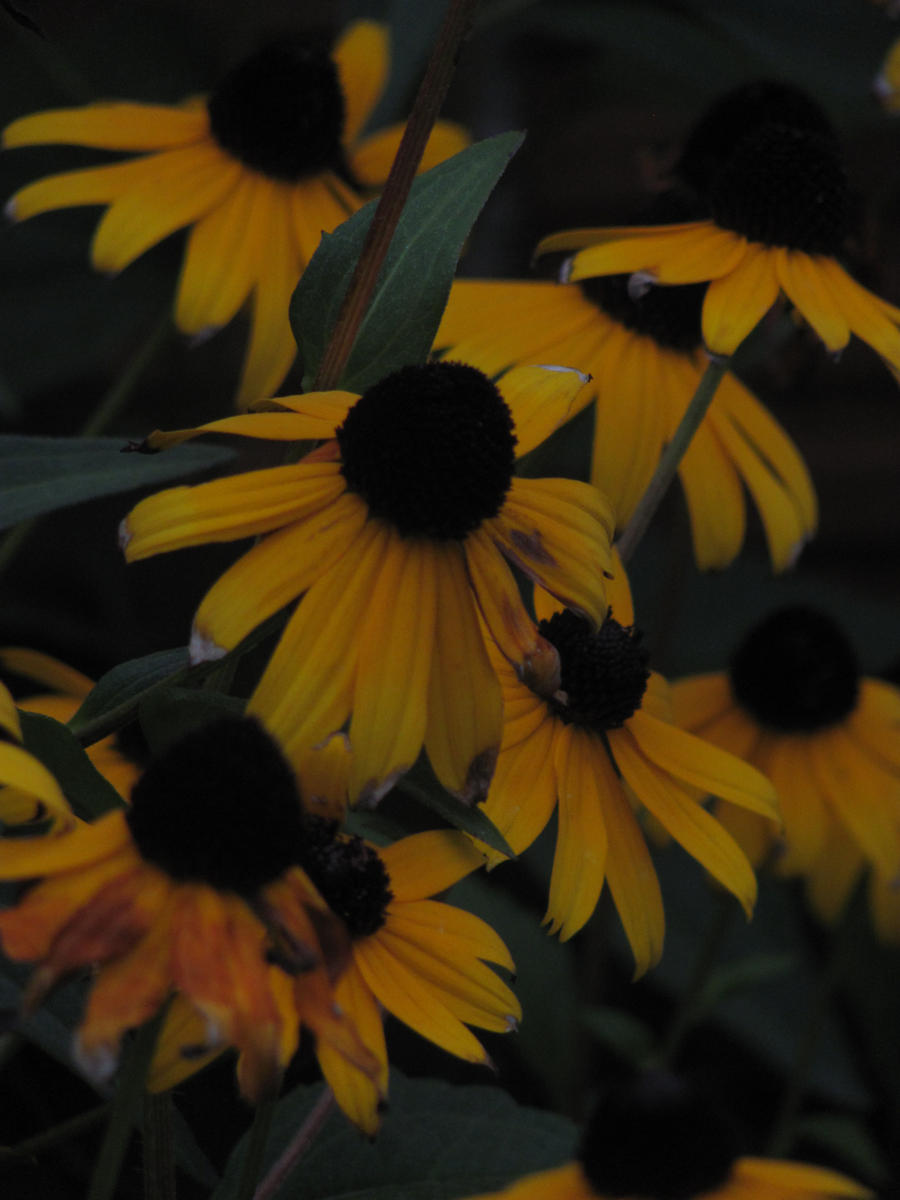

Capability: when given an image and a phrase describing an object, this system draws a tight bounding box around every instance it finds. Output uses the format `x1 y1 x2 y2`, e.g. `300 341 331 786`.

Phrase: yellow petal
499 364 590 458
0 680 22 740
351 118 470 187
0 648 93 698
333 20 390 148
3 101 207 151
671 673 733 729
387 899 515 970
814 259 900 371
288 173 357 267
380 831 485 902
774 248 851 352
702 243 781 355
602 772 665 977
464 1163 591 1200
547 727 608 939
734 1156 872 1197
0 742 72 827
678 416 746 570
0 810 131 879
847 679 900 772
482 713 558 857
316 960 387 1136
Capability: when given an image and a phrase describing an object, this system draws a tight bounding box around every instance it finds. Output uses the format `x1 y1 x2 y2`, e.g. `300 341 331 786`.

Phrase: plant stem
233 1098 276 1200
616 356 729 564
0 1103 109 1161
142 1091 176 1200
313 0 481 391
86 1004 168 1200
252 1087 335 1200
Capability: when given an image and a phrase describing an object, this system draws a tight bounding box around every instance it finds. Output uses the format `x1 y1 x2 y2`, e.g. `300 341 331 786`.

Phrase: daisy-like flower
2 21 468 408
1 674 70 830
120 361 616 805
672 606 900 940
437 273 816 570
460 1070 870 1200
1 647 140 806
298 824 519 1134
537 119 900 370
0 715 378 1103
477 567 778 974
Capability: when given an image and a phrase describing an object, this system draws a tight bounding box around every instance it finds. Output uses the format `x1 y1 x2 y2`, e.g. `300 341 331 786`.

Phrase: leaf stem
234 1098 276 1200
616 355 729 564
252 1086 335 1200
313 0 481 390
142 1091 176 1200
0 1103 109 1161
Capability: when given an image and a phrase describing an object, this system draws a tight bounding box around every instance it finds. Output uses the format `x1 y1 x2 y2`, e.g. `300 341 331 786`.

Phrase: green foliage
68 648 190 742
290 132 524 392
19 710 124 819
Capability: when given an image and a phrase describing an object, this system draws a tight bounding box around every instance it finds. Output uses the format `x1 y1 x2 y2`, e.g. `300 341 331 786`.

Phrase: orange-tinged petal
702 243 781 354
121 460 345 561
147 995 225 1093
734 1156 872 1197
425 545 502 802
315 960 387 1136
348 532 438 804
464 1163 592 1200
333 20 390 148
380 831 485 902
3 101 208 151
547 728 608 939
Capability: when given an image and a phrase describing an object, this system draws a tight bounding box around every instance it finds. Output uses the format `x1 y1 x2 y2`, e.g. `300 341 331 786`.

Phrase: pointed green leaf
290 131 524 392
19 710 125 819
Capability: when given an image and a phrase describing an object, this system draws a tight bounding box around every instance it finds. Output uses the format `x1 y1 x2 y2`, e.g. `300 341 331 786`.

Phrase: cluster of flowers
2 15 899 1199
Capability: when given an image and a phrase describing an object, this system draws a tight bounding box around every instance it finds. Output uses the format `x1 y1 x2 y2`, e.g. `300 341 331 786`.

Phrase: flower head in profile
477 568 778 975
0 716 377 1103
437 271 816 571
460 1070 870 1200
537 91 900 371
673 606 900 940
120 361 616 805
2 21 467 408
1 672 70 830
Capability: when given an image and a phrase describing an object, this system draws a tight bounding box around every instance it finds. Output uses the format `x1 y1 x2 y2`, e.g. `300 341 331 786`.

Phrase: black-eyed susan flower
672 606 900 941
459 1071 870 1200
1 647 140 805
537 119 900 371
120 361 616 805
2 21 468 408
0 674 71 830
437 273 816 570
476 568 778 974
301 825 519 1134
0 715 378 1103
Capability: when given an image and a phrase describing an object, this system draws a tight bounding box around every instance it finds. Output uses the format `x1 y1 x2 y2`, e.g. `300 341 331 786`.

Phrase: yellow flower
438 276 816 570
673 606 900 940
460 1070 869 1200
1 647 140 806
0 672 71 831
2 21 468 408
120 361 616 805
477 566 778 975
874 37 900 113
0 716 377 1103
536 122 900 370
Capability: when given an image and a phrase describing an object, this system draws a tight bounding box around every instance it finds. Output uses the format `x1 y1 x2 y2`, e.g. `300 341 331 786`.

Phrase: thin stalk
617 356 729 564
142 1091 176 1200
253 1087 335 1200
0 308 170 580
313 0 481 391
86 1004 169 1200
234 1098 276 1200
0 1103 109 1161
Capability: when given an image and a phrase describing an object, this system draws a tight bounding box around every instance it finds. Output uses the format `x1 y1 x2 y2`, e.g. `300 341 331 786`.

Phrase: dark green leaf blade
19 710 125 819
0 435 236 531
68 648 190 741
213 1074 577 1200
290 131 524 393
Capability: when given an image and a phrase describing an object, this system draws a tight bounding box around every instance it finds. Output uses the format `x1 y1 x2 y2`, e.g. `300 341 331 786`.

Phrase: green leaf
0 435 236 531
794 1113 889 1185
694 952 795 1016
68 648 189 743
19 711 125 820
290 131 524 392
138 685 245 757
213 1074 577 1200
580 1005 655 1066
394 756 515 858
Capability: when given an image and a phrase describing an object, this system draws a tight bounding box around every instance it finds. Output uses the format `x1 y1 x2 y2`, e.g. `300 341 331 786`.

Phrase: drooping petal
380 831 485 902
425 545 502 802
3 101 208 151
702 243 781 355
536 220 718 258
0 648 93 698
547 728 609 940
847 679 900 773
482 713 558 858
760 735 827 875
289 174 355 266
816 258 900 371
564 223 746 284
774 248 851 352
121 461 345 561
805 825 863 925
386 899 515 970
671 673 733 729
678 417 746 570
348 532 439 804
315 960 387 1136
333 20 390 148
602 771 665 977
0 742 71 828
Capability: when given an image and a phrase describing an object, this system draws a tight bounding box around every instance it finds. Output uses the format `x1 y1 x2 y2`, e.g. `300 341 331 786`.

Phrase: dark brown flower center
579 274 705 352
207 38 346 182
298 818 393 938
337 361 517 540
539 610 649 730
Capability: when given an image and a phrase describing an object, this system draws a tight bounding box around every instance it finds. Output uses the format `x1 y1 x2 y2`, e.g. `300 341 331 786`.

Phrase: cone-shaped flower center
299 818 393 938
580 1071 739 1199
580 274 705 352
730 606 860 733
337 361 518 540
539 610 649 730
678 80 837 198
710 122 851 254
207 39 346 181
128 717 307 895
